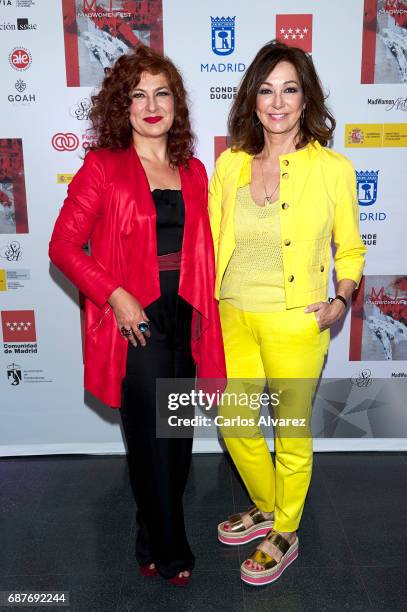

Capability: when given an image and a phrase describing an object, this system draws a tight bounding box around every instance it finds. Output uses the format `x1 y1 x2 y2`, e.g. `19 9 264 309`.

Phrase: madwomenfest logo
61 0 163 87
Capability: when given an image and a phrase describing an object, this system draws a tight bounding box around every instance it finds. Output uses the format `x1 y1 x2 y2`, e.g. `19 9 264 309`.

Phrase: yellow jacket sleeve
332 158 367 288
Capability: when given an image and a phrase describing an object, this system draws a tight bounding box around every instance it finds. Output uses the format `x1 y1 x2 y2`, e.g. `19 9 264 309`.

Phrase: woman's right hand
108 287 150 347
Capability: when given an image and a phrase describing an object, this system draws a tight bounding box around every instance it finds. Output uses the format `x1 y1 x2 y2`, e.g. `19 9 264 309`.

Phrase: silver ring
137 321 150 334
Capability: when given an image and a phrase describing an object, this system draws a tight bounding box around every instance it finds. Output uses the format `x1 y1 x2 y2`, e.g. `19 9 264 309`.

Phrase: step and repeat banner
1 0 406 455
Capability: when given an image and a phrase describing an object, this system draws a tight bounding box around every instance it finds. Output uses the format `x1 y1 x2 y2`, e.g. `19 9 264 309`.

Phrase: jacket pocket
312 311 322 334
89 304 113 334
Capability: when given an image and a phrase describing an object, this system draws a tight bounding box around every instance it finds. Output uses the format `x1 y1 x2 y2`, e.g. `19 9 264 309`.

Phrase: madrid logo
1 311 36 343
356 171 379 206
276 14 313 53
211 16 235 56
9 47 32 71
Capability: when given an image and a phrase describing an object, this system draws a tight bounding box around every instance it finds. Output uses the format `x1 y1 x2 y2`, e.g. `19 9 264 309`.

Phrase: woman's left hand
304 300 346 331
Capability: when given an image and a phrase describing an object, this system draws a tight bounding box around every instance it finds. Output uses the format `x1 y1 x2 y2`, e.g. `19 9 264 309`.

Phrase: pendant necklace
259 157 280 205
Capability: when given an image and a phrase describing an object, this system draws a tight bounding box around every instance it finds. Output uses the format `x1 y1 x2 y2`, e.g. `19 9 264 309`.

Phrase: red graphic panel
361 0 378 83
214 136 229 162
349 276 365 361
0 139 29 234
62 0 164 87
276 14 313 52
2 310 37 342
349 275 407 361
361 0 407 84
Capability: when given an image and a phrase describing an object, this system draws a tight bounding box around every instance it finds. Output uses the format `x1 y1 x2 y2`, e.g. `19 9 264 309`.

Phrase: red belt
157 250 182 271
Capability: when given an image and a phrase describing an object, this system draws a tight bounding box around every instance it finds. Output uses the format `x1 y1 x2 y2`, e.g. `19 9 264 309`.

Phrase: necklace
259 157 280 205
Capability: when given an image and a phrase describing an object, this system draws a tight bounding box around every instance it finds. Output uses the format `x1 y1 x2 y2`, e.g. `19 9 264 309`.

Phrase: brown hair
89 45 195 166
228 40 335 154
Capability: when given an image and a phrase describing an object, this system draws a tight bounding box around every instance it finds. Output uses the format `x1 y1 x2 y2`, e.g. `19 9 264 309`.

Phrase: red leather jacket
49 145 226 407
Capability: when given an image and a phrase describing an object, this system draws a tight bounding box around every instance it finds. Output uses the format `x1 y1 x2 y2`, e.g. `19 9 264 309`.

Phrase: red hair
89 46 195 166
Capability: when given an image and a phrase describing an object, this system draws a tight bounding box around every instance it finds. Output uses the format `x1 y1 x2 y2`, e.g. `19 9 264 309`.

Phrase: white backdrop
1 0 406 456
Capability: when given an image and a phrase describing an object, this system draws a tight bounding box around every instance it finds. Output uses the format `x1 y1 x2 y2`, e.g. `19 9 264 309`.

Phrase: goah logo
356 170 379 206
211 16 235 56
15 79 26 93
8 78 36 104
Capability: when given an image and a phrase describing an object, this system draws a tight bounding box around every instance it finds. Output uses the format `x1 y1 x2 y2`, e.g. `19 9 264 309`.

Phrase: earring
300 108 305 125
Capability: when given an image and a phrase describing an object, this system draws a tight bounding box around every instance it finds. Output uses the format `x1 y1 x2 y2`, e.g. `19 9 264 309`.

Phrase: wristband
328 295 347 309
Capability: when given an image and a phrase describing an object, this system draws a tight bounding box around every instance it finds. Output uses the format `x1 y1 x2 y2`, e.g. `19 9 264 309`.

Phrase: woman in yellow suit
209 40 366 586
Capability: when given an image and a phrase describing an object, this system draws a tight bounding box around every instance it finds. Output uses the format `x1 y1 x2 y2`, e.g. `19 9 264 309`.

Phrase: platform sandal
218 504 274 545
240 529 299 586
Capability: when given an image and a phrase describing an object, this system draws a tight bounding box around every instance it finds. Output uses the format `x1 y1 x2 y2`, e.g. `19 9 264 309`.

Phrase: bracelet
328 295 347 308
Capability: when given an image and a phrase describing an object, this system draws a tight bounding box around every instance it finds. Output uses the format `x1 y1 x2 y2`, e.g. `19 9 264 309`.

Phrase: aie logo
356 170 379 206
211 16 235 56
52 133 79 152
7 362 22 386
9 47 32 71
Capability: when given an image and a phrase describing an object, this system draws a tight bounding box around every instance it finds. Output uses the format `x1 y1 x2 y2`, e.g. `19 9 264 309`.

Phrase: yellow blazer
209 140 366 308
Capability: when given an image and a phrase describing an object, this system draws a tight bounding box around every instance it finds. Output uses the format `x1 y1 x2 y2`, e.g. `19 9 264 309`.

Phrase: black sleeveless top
152 189 185 256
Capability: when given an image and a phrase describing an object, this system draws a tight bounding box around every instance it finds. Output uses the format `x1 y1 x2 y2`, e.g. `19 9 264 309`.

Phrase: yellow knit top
220 184 286 312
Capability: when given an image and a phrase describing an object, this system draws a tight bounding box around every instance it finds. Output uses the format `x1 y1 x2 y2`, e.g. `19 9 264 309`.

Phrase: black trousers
120 270 196 579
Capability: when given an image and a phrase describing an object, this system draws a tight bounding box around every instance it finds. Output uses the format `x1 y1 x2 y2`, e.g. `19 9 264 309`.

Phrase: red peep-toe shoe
139 564 159 577
168 571 192 587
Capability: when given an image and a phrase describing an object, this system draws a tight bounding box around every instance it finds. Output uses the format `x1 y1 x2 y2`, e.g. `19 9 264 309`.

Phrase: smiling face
129 71 175 140
255 60 305 139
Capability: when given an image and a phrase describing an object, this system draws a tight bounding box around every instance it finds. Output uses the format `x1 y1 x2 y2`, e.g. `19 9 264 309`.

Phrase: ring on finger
137 321 150 334
120 326 133 337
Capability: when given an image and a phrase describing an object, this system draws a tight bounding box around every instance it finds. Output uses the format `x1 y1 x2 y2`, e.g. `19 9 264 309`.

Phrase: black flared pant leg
119 270 196 579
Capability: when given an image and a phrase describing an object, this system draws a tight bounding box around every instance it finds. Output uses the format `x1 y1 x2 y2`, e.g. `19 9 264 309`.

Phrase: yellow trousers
219 300 330 532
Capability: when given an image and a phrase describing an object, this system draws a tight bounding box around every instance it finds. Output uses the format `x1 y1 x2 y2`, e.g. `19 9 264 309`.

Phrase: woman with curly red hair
49 46 225 586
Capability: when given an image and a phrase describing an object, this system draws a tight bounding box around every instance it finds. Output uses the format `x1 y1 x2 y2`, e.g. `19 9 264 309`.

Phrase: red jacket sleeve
49 151 120 309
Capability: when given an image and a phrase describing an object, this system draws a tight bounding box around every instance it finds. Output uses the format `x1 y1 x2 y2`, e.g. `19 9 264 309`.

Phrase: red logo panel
51 133 79 152
276 14 313 52
9 47 32 71
1 310 36 342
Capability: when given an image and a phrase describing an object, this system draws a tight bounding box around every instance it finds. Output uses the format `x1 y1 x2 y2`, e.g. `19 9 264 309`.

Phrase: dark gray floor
1 452 407 611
